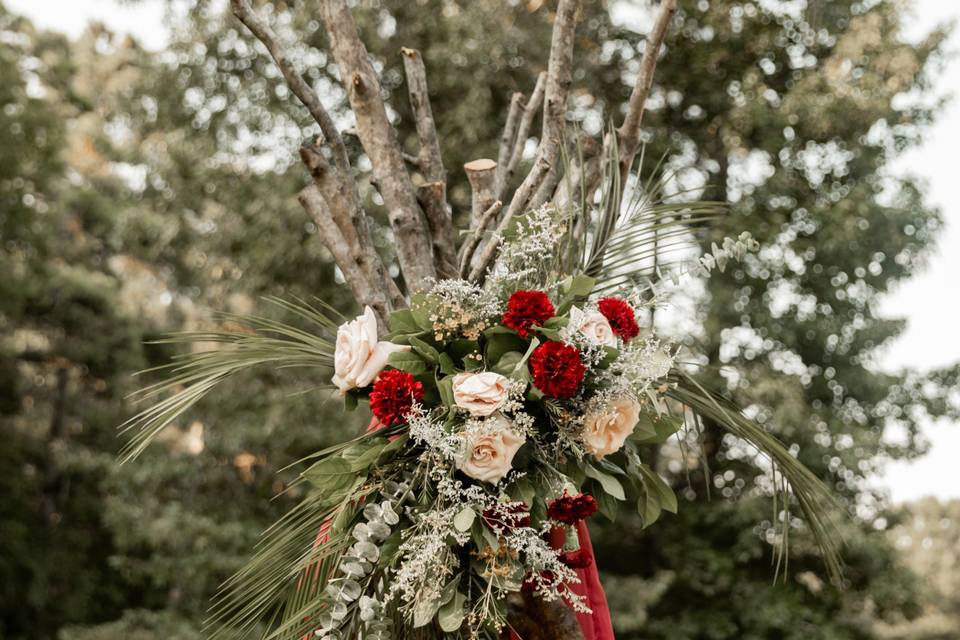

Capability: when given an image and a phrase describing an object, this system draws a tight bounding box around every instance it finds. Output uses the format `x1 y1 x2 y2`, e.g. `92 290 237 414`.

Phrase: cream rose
582 396 642 459
570 306 618 348
452 371 511 416
457 415 525 484
331 306 410 394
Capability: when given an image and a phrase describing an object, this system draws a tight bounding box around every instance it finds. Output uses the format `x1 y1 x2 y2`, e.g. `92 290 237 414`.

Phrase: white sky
7 0 958 502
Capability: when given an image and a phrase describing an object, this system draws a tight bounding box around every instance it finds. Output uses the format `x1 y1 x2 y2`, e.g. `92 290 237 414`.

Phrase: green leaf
438 352 457 375
636 484 663 527
493 351 524 376
584 463 625 500
596 488 620 522
413 593 441 628
342 438 388 472
485 332 527 366
454 507 476 532
437 375 455 408
438 591 467 632
388 308 419 334
638 465 677 513
563 274 597 297
343 391 358 412
388 350 428 374
409 336 441 364
632 412 682 444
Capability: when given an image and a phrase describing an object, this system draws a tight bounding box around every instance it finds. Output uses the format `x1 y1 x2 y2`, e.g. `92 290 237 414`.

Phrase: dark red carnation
502 290 555 338
573 493 598 521
529 341 585 399
369 369 423 426
547 491 597 525
481 503 531 533
559 549 593 570
597 297 640 341
546 492 579 525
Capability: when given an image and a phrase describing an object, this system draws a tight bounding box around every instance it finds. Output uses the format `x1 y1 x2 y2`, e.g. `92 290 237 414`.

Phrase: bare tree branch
300 141 403 310
417 181 458 278
464 158 499 224
495 92 524 195
458 199 502 278
319 0 436 290
299 186 389 329
615 0 676 194
230 0 351 178
500 71 547 201
505 0 581 218
400 47 456 277
400 48 445 183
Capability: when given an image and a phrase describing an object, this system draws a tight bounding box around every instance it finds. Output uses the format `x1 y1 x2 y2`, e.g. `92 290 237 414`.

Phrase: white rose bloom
570 305 618 348
457 414 525 484
451 371 511 416
331 306 410 394
582 396 642 459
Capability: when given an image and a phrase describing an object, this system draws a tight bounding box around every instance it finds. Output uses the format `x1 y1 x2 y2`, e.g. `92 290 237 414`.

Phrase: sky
6 0 958 502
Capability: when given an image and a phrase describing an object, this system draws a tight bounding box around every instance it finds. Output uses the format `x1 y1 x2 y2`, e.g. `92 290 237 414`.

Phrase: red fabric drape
553 522 615 640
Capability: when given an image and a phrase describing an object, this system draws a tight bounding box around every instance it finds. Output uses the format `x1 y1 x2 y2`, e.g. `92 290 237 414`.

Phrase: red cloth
564 521 615 639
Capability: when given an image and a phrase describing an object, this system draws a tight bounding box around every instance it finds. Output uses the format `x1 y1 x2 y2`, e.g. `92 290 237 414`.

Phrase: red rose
481 503 531 533
369 369 424 426
547 491 597 525
529 341 585 399
503 290 555 338
597 297 639 341
560 549 593 569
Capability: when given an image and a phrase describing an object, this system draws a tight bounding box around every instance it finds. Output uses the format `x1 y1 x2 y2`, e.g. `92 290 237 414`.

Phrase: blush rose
331 306 410 394
570 306 618 347
452 371 511 417
457 415 526 484
582 396 642 459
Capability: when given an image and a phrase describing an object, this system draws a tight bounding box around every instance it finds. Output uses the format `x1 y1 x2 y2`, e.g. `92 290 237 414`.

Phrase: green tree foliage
1 0 957 638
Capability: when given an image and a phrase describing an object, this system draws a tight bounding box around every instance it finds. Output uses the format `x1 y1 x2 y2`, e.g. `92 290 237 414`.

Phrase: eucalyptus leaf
454 507 476 532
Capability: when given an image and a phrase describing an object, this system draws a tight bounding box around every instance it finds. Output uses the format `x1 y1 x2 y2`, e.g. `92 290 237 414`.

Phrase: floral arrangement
121 203 842 640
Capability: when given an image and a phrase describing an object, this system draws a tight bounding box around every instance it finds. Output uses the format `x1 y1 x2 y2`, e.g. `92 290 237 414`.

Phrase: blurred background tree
0 0 957 639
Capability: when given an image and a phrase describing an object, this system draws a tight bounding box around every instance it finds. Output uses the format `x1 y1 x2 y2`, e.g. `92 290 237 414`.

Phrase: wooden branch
495 92 524 195
400 47 456 278
466 159 547 284
417 181 458 279
300 141 403 310
319 0 436 291
299 186 389 329
230 0 351 178
458 199 502 278
500 72 547 201
400 48 445 183
615 0 676 195
505 0 581 220
464 158 499 224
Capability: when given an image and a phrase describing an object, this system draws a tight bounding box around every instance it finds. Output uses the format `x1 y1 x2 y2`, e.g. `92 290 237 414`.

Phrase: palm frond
667 370 845 585
119 298 337 463
576 135 727 290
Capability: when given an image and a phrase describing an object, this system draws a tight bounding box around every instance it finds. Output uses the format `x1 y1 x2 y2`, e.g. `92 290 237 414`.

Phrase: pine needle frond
667 370 845 585
119 298 337 463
